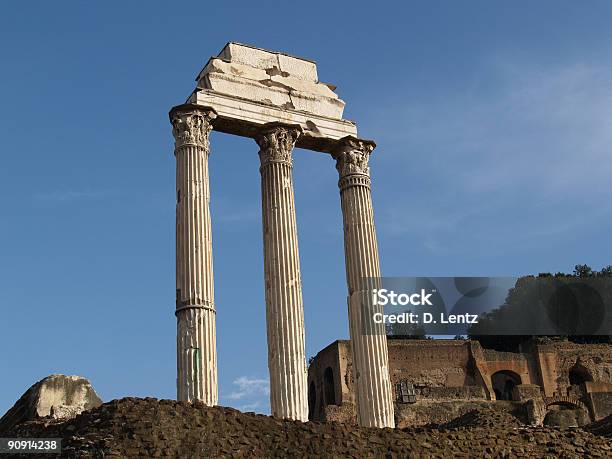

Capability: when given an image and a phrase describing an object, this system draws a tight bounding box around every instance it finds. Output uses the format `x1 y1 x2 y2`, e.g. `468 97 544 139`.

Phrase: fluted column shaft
332 137 395 428
256 123 308 421
171 106 218 405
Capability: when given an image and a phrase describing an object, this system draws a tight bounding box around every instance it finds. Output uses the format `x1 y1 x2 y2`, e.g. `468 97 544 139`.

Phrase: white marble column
332 136 395 428
170 105 218 405
256 123 308 421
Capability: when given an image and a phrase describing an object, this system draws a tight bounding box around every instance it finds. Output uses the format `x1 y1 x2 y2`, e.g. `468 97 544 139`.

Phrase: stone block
205 72 292 108
277 53 318 82
512 384 542 402
201 58 270 83
525 399 547 426
0 374 102 434
218 43 280 73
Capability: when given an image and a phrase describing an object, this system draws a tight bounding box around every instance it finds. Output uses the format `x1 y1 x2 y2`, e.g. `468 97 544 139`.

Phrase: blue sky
1 1 611 415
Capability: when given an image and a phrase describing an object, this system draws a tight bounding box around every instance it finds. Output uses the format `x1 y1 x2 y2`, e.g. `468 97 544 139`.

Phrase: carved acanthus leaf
171 109 216 150
333 137 375 177
256 125 301 167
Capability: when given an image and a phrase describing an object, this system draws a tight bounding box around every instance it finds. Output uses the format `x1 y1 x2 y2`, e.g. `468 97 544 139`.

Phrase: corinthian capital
332 136 376 178
170 105 217 150
255 123 302 168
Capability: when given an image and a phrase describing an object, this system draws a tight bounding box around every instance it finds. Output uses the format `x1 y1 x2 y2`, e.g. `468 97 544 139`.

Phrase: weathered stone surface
438 407 523 429
197 43 341 118
256 124 308 421
544 407 590 427
171 106 218 405
217 43 317 81
513 383 542 401
0 375 102 434
5 398 612 458
332 137 395 428
526 398 547 426
585 413 612 437
184 43 358 152
396 400 526 428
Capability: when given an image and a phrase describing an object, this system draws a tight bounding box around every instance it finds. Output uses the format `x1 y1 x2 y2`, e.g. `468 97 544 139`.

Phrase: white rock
0 375 102 433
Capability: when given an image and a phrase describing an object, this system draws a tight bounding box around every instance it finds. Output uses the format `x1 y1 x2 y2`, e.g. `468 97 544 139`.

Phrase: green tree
468 265 612 351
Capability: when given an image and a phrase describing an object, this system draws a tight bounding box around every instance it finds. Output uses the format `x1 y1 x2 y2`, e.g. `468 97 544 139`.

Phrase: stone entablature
198 43 344 118
187 43 357 152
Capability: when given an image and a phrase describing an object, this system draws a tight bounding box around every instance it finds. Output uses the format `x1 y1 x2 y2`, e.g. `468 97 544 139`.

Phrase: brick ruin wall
307 339 612 427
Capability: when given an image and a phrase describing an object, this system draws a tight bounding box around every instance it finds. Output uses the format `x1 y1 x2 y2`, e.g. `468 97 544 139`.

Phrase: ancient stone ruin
2 41 612 458
169 43 612 434
308 338 612 428
170 43 393 427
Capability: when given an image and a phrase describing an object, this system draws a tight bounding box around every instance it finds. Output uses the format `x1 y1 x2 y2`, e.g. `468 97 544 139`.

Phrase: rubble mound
585 414 612 438
5 398 612 458
438 408 523 430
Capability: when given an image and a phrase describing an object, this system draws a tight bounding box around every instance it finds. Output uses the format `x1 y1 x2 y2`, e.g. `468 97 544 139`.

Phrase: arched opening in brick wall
491 370 522 401
308 381 316 421
568 362 593 397
323 367 336 406
569 363 593 386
